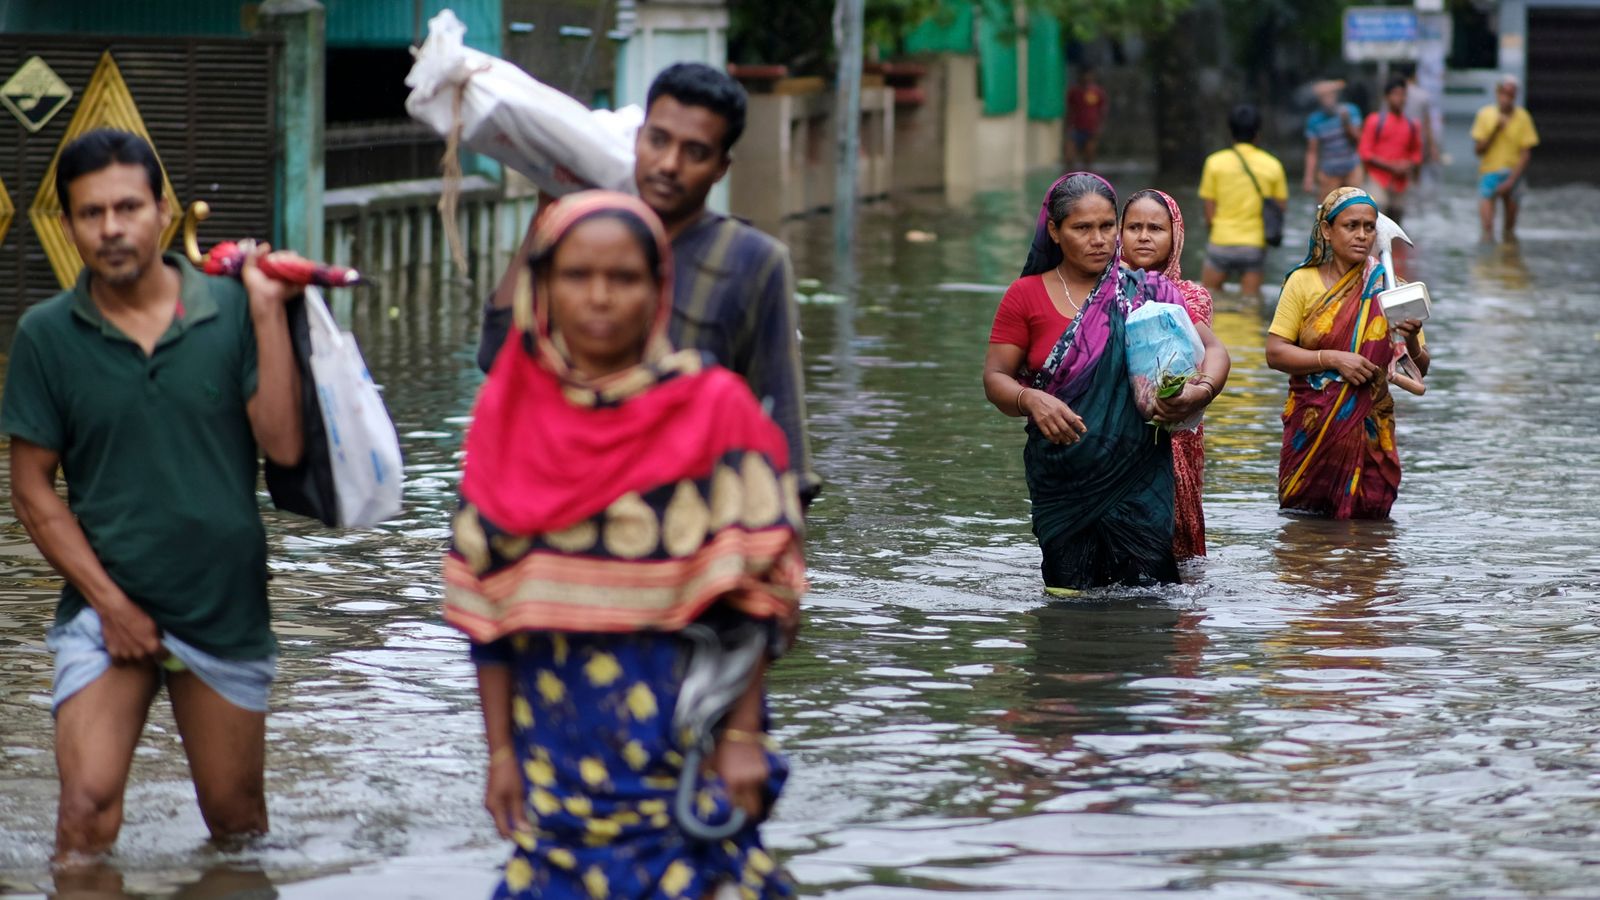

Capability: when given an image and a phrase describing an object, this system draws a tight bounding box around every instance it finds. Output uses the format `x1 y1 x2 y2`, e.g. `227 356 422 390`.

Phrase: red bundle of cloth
202 240 364 287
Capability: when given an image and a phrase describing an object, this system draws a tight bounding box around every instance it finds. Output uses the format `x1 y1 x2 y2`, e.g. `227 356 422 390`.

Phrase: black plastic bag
263 295 340 526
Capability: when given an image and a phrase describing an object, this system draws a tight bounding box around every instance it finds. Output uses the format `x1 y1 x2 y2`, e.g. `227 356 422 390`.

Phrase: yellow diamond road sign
2 56 73 133
0 175 13 248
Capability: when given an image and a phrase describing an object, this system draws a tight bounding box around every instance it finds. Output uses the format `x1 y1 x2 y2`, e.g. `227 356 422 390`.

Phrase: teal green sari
1019 173 1179 590
1024 282 1178 590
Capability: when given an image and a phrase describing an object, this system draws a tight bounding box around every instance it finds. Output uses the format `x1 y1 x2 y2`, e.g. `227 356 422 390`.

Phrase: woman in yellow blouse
1264 187 1429 519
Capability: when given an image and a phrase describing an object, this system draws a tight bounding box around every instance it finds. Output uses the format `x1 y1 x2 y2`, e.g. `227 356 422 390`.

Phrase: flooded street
3 171 1600 898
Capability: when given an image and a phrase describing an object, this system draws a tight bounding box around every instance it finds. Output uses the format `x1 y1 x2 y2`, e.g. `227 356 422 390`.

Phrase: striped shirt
1305 103 1363 177
480 211 819 499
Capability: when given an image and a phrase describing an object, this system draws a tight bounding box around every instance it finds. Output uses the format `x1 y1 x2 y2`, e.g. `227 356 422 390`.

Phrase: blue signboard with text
1344 6 1420 61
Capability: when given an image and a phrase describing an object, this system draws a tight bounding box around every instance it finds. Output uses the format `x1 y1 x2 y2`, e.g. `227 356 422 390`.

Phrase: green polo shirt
1 253 273 659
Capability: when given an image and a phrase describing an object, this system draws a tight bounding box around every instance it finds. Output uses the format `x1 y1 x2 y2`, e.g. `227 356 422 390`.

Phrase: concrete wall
726 12 1064 221
1026 120 1059 171
891 61 947 193
728 78 895 230
964 30 1062 190
942 55 980 202
974 112 1028 186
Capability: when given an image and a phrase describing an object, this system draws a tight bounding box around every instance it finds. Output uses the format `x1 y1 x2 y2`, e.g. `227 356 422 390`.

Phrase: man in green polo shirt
2 129 305 865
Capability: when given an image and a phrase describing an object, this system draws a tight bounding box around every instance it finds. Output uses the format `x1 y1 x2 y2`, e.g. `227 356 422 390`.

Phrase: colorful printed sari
443 191 803 899
1019 174 1184 590
1277 188 1400 519
1139 189 1212 560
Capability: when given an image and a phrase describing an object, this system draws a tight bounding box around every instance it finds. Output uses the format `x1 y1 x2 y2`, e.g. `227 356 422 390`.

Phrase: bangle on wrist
490 745 515 765
1015 386 1030 416
720 727 768 746
1317 350 1327 370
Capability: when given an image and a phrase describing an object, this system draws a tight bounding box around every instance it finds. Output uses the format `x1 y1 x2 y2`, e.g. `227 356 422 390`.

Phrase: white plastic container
1378 281 1432 326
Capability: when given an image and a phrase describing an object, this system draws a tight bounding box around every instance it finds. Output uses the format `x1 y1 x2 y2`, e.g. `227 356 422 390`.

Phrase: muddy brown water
2 171 1599 898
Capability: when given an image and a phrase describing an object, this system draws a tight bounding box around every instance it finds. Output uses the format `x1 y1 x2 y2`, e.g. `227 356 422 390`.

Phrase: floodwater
3 167 1600 898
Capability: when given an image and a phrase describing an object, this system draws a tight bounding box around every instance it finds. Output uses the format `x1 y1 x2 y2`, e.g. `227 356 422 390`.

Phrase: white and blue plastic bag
303 287 404 526
1125 302 1205 431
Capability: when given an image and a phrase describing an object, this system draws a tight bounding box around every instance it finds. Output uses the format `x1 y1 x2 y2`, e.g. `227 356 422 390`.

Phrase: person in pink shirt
1358 76 1424 224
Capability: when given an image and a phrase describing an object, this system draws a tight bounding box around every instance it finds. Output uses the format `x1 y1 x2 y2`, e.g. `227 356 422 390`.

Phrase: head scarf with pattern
1295 186 1380 273
1123 188 1212 327
448 191 804 640
512 190 677 393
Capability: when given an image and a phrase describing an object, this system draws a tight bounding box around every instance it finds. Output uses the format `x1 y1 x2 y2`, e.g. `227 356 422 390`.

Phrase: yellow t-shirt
1270 266 1426 346
1471 105 1539 174
1199 143 1288 248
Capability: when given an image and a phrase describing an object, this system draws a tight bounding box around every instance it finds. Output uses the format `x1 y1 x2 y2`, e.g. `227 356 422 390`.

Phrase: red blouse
988 274 1072 378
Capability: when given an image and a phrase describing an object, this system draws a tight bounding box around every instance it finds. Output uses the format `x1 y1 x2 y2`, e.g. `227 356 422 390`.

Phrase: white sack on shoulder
404 9 639 196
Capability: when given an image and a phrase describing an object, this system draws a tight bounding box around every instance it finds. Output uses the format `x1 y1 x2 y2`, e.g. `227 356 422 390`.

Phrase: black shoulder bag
1232 147 1284 248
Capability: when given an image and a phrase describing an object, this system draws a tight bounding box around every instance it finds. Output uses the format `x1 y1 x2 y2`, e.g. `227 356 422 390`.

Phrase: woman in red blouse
982 173 1229 593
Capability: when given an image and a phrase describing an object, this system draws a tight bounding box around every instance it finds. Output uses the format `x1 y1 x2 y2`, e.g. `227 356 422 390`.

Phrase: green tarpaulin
977 0 1017 116
903 0 974 55
1027 14 1065 121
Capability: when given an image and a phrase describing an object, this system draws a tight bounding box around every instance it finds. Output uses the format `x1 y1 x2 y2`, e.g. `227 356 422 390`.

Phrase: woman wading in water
444 191 804 898
983 173 1229 592
1120 188 1230 560
1266 186 1429 519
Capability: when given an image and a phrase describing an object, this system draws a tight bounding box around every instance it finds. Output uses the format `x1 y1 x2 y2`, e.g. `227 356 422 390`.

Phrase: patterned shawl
1293 186 1380 275
1024 173 1187 405
444 191 804 641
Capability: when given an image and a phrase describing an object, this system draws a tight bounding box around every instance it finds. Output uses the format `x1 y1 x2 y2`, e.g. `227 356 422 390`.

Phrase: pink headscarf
1129 189 1213 328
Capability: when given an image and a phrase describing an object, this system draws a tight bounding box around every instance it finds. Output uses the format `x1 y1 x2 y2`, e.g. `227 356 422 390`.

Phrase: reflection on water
3 176 1600 897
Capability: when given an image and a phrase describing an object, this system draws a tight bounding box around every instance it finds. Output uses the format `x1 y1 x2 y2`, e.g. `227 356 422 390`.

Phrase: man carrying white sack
477 63 820 505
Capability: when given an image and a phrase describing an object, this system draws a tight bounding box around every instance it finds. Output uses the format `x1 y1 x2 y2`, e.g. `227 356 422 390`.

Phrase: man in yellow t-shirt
1199 104 1288 300
1471 73 1539 240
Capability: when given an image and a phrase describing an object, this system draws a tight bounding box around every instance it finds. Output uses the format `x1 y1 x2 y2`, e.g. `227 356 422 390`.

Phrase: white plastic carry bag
303 287 404 526
404 9 640 196
1125 302 1206 432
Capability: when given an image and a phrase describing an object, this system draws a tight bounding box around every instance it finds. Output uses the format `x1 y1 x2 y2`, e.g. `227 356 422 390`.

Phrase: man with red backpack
1359 76 1424 224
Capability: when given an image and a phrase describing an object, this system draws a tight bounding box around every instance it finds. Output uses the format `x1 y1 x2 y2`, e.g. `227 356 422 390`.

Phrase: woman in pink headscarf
1121 189 1231 560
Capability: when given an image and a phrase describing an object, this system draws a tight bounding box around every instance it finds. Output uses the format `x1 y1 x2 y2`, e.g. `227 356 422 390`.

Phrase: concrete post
834 0 865 257
260 0 325 256
1497 0 1528 88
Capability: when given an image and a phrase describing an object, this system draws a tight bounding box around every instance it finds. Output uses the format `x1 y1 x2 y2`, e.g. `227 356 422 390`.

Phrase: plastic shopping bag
265 288 404 527
1124 302 1205 431
404 9 639 196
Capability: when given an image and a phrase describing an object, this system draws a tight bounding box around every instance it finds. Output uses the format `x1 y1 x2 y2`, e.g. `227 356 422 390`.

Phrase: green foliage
866 0 952 52
729 0 1196 73
727 1 835 75
1026 0 1191 41
728 0 957 74
1219 0 1348 74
